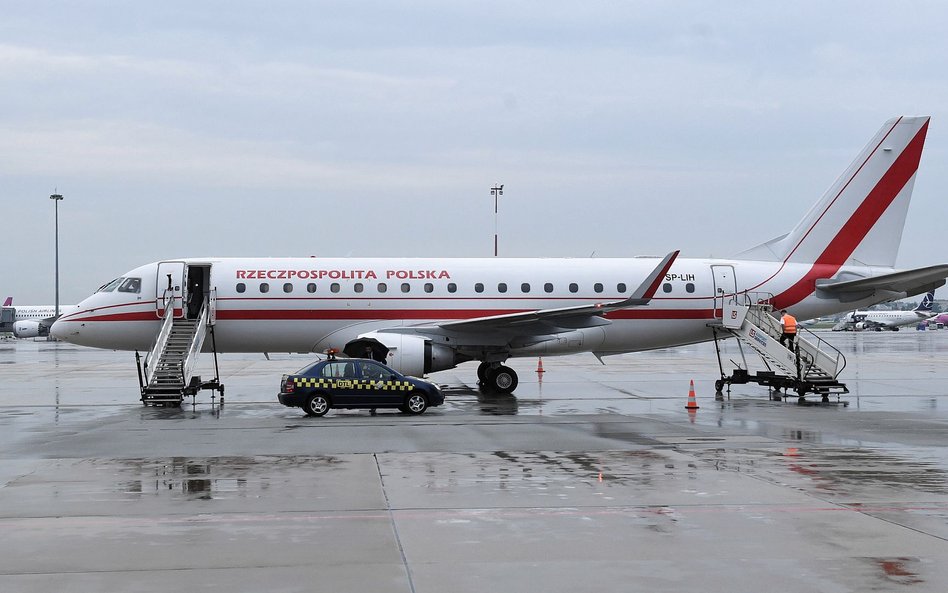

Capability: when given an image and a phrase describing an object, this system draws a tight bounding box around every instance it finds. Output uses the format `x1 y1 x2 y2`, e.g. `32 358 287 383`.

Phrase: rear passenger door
320 361 360 405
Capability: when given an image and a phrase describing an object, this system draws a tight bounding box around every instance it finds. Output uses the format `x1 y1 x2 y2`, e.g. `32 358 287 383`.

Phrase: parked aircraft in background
833 291 936 331
929 311 948 327
0 298 78 338
52 116 948 393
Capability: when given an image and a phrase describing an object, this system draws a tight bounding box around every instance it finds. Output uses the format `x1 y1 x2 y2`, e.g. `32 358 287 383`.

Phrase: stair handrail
743 296 847 379
144 289 177 386
182 298 210 388
797 326 847 379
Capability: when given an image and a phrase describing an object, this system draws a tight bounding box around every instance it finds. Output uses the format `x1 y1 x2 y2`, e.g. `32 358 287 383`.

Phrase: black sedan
278 357 444 417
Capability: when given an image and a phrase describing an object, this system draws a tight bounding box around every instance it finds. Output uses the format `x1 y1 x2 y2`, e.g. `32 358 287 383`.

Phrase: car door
320 361 359 405
359 361 404 406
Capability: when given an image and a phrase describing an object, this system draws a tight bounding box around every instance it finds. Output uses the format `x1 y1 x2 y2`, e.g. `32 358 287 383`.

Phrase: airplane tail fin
2 297 11 307
915 291 935 313
738 116 930 268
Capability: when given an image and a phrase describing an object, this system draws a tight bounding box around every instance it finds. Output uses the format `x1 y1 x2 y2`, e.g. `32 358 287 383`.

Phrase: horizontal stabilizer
816 264 948 302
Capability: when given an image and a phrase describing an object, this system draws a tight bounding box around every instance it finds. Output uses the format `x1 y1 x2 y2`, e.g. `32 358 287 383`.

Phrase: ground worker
779 309 797 349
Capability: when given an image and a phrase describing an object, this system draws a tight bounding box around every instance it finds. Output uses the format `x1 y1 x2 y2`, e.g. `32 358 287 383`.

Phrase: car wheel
487 365 518 394
304 394 330 417
404 392 429 415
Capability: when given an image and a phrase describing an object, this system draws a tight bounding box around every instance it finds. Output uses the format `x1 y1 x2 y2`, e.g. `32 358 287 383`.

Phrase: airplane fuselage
53 256 893 357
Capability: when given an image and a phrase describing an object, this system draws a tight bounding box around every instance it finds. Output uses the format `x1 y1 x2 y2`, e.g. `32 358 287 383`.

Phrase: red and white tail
741 116 929 268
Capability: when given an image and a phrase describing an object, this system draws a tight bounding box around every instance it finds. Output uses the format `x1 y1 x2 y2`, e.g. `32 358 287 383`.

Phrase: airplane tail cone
536 358 545 374
686 380 699 410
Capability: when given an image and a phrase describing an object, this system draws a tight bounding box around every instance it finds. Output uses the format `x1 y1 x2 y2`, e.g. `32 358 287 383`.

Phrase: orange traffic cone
685 379 699 410
536 357 545 373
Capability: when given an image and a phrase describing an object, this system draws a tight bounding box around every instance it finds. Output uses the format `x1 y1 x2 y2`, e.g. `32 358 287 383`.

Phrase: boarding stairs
711 293 848 402
137 290 224 406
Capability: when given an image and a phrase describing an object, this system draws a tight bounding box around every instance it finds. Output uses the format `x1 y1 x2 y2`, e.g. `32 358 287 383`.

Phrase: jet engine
343 332 461 377
13 320 46 338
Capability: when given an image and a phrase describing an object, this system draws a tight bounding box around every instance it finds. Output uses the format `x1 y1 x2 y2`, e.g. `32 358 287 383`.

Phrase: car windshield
295 361 323 376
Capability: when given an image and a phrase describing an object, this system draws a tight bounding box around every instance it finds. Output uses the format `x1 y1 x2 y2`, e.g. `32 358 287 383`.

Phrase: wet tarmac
1 331 948 592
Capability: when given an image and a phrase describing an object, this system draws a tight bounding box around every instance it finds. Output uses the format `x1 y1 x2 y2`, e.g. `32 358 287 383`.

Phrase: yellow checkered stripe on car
295 377 413 391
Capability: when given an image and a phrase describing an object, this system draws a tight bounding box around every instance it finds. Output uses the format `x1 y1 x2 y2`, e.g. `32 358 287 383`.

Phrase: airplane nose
50 318 66 341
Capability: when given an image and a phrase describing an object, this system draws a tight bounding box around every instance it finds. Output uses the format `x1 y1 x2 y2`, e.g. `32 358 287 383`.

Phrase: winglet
625 250 680 305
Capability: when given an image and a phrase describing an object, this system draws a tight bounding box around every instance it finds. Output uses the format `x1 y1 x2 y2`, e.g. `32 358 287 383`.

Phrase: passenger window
236 283 246 294
378 283 387 293
401 283 411 293
118 277 141 293
354 283 364 293
424 283 434 293
569 283 579 293
307 283 317 293
447 283 457 293
260 282 270 293
617 283 627 293
544 283 554 293
331 283 341 293
321 362 354 378
594 283 603 293
498 283 507 293
362 362 391 381
475 283 484 293
662 283 672 293
520 283 530 293
283 283 293 293
686 283 695 293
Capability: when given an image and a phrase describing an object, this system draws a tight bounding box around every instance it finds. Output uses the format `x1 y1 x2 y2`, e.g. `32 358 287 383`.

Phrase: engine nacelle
855 322 866 330
343 332 459 377
13 320 45 338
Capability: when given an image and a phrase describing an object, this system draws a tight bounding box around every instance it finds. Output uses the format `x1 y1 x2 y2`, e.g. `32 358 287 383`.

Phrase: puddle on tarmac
694 446 948 498
101 456 348 501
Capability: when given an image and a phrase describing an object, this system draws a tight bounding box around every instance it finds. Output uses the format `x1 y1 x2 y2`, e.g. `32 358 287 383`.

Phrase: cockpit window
97 278 124 292
117 277 142 293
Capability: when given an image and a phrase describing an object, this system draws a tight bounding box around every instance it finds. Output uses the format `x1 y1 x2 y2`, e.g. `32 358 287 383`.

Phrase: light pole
50 192 63 318
490 184 503 256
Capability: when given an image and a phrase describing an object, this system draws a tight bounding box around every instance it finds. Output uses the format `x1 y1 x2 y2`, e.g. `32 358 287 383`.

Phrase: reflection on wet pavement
110 456 348 501
695 446 948 498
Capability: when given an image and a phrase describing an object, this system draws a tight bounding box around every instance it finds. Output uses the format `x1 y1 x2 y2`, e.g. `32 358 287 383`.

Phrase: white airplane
1 298 78 338
836 291 936 331
52 116 948 393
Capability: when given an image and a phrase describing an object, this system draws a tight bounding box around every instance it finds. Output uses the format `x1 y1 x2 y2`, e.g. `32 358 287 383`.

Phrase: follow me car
278 356 445 417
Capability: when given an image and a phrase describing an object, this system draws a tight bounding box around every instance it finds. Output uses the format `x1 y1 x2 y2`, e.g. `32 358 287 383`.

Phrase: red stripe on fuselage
68 307 716 322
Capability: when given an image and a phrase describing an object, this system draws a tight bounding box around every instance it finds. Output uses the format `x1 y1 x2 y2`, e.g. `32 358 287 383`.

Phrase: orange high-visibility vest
782 314 797 334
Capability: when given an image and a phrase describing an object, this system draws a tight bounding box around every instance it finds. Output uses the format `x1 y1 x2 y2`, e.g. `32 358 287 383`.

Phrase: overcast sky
4 1 948 303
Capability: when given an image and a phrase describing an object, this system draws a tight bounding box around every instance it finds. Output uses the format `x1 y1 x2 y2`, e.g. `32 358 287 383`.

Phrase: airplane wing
815 264 948 303
433 250 679 333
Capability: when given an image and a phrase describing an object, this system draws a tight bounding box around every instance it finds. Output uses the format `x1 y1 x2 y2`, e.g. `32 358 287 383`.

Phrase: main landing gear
477 362 519 394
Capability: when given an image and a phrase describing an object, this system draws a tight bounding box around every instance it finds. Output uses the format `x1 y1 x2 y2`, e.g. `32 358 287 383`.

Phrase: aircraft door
185 264 212 320
711 265 737 319
156 261 186 318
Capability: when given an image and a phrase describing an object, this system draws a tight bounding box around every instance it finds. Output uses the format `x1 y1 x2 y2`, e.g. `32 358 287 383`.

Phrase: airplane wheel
476 362 491 384
304 394 330 417
486 365 518 394
404 392 429 415
714 380 724 392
